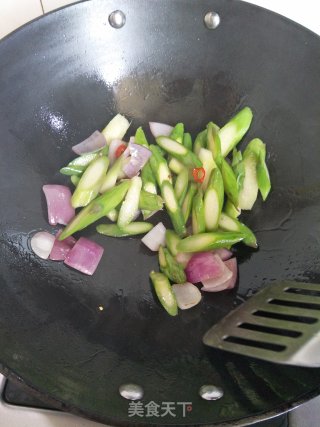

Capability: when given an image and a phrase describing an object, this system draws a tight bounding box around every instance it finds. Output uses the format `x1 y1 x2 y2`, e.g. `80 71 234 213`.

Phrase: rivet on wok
199 384 224 400
108 10 126 29
204 11 220 30
119 383 144 400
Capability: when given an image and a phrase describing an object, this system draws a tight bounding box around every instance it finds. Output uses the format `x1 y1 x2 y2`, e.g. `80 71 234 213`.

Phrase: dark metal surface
1 0 320 425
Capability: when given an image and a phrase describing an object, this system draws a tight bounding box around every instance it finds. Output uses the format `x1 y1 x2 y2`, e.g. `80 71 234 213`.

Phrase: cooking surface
1 1 320 426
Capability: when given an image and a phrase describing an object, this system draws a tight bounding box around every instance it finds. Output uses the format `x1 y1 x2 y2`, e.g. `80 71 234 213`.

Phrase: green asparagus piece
59 180 130 240
118 176 142 228
244 138 271 201
161 180 186 237
135 126 149 147
138 190 163 211
192 189 206 234
224 199 241 218
149 145 172 186
70 175 80 186
238 151 259 210
106 208 118 222
158 246 186 284
149 271 178 316
60 152 98 176
177 231 245 253
182 182 197 224
168 157 184 175
140 147 158 219
204 168 224 231
207 122 222 166
100 154 126 193
174 167 189 205
156 136 202 169
193 129 207 156
232 148 245 191
218 212 257 248
71 156 109 208
170 123 184 144
165 230 181 257
219 107 253 157
101 113 130 144
221 158 239 206
198 148 216 191
183 133 193 151
97 222 153 237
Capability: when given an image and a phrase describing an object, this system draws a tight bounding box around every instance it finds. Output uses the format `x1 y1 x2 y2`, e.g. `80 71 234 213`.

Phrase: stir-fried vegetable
34 108 271 316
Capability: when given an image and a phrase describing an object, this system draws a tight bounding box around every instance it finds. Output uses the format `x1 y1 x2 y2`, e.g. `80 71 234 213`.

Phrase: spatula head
203 281 320 367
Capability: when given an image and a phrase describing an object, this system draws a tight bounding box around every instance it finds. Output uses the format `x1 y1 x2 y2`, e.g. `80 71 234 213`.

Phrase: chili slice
115 144 127 158
192 167 206 183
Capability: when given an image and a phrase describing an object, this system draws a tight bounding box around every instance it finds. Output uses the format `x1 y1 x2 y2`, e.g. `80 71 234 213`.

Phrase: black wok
1 0 320 425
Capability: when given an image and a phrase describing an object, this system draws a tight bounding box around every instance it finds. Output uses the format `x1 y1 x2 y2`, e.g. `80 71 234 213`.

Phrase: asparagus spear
100 153 126 193
71 156 109 208
204 167 224 231
97 222 153 237
238 151 259 210
198 148 216 191
244 138 271 200
168 157 184 175
158 246 186 284
70 175 80 186
177 231 244 253
170 123 184 144
224 199 241 218
218 212 257 248
183 133 193 151
102 113 130 144
207 122 222 166
106 208 118 222
59 180 130 240
149 271 178 316
156 136 202 168
149 145 172 186
221 158 239 206
138 190 163 211
161 180 186 237
193 129 207 156
134 126 149 147
60 152 98 176
219 107 253 156
118 176 142 228
181 182 197 224
192 189 206 234
165 230 181 256
232 148 245 191
174 167 189 205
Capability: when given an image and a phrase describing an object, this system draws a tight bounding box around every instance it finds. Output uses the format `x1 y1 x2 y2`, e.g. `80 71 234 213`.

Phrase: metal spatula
203 281 320 367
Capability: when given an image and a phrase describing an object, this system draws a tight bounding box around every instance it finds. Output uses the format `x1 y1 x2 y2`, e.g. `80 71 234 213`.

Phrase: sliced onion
202 258 238 292
64 237 104 275
42 185 75 226
141 222 166 251
123 143 152 178
175 252 193 268
108 139 127 165
172 283 202 310
212 248 233 261
129 136 135 143
30 231 55 259
149 122 173 138
49 230 76 261
185 252 226 283
72 130 107 155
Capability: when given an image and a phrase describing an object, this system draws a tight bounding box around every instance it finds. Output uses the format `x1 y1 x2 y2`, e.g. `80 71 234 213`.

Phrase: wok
1 0 320 425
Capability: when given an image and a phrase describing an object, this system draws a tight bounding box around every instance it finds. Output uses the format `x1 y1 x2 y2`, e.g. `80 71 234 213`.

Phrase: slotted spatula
203 281 320 367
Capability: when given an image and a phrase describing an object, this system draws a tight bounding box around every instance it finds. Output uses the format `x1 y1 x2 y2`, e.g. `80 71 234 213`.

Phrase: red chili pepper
115 144 127 158
192 167 206 183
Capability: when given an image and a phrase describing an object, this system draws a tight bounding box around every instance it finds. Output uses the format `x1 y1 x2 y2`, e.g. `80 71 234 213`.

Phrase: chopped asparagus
238 151 259 210
159 246 186 283
182 182 197 224
70 175 80 186
135 126 149 147
177 231 245 253
168 157 184 175
170 123 184 144
221 158 239 206
165 230 181 257
102 113 130 144
118 176 142 228
244 138 271 200
174 167 189 205
161 180 186 237
219 107 253 156
149 271 178 316
207 122 222 166
97 222 153 237
198 148 216 191
106 208 118 222
60 152 98 176
224 199 241 218
183 133 193 151
192 189 206 234
219 212 257 248
193 129 207 156
156 136 202 168
149 145 172 186
138 190 163 211
204 168 224 231
99 154 126 193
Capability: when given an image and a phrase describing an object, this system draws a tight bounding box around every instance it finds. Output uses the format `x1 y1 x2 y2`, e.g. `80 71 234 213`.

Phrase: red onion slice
122 142 152 178
141 222 166 251
185 252 226 283
172 283 202 310
72 130 107 155
43 185 75 226
30 231 55 259
64 237 104 275
49 230 76 261
149 122 173 138
202 258 238 292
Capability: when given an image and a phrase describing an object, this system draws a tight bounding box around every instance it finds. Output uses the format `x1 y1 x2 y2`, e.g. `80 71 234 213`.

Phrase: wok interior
1 0 320 425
